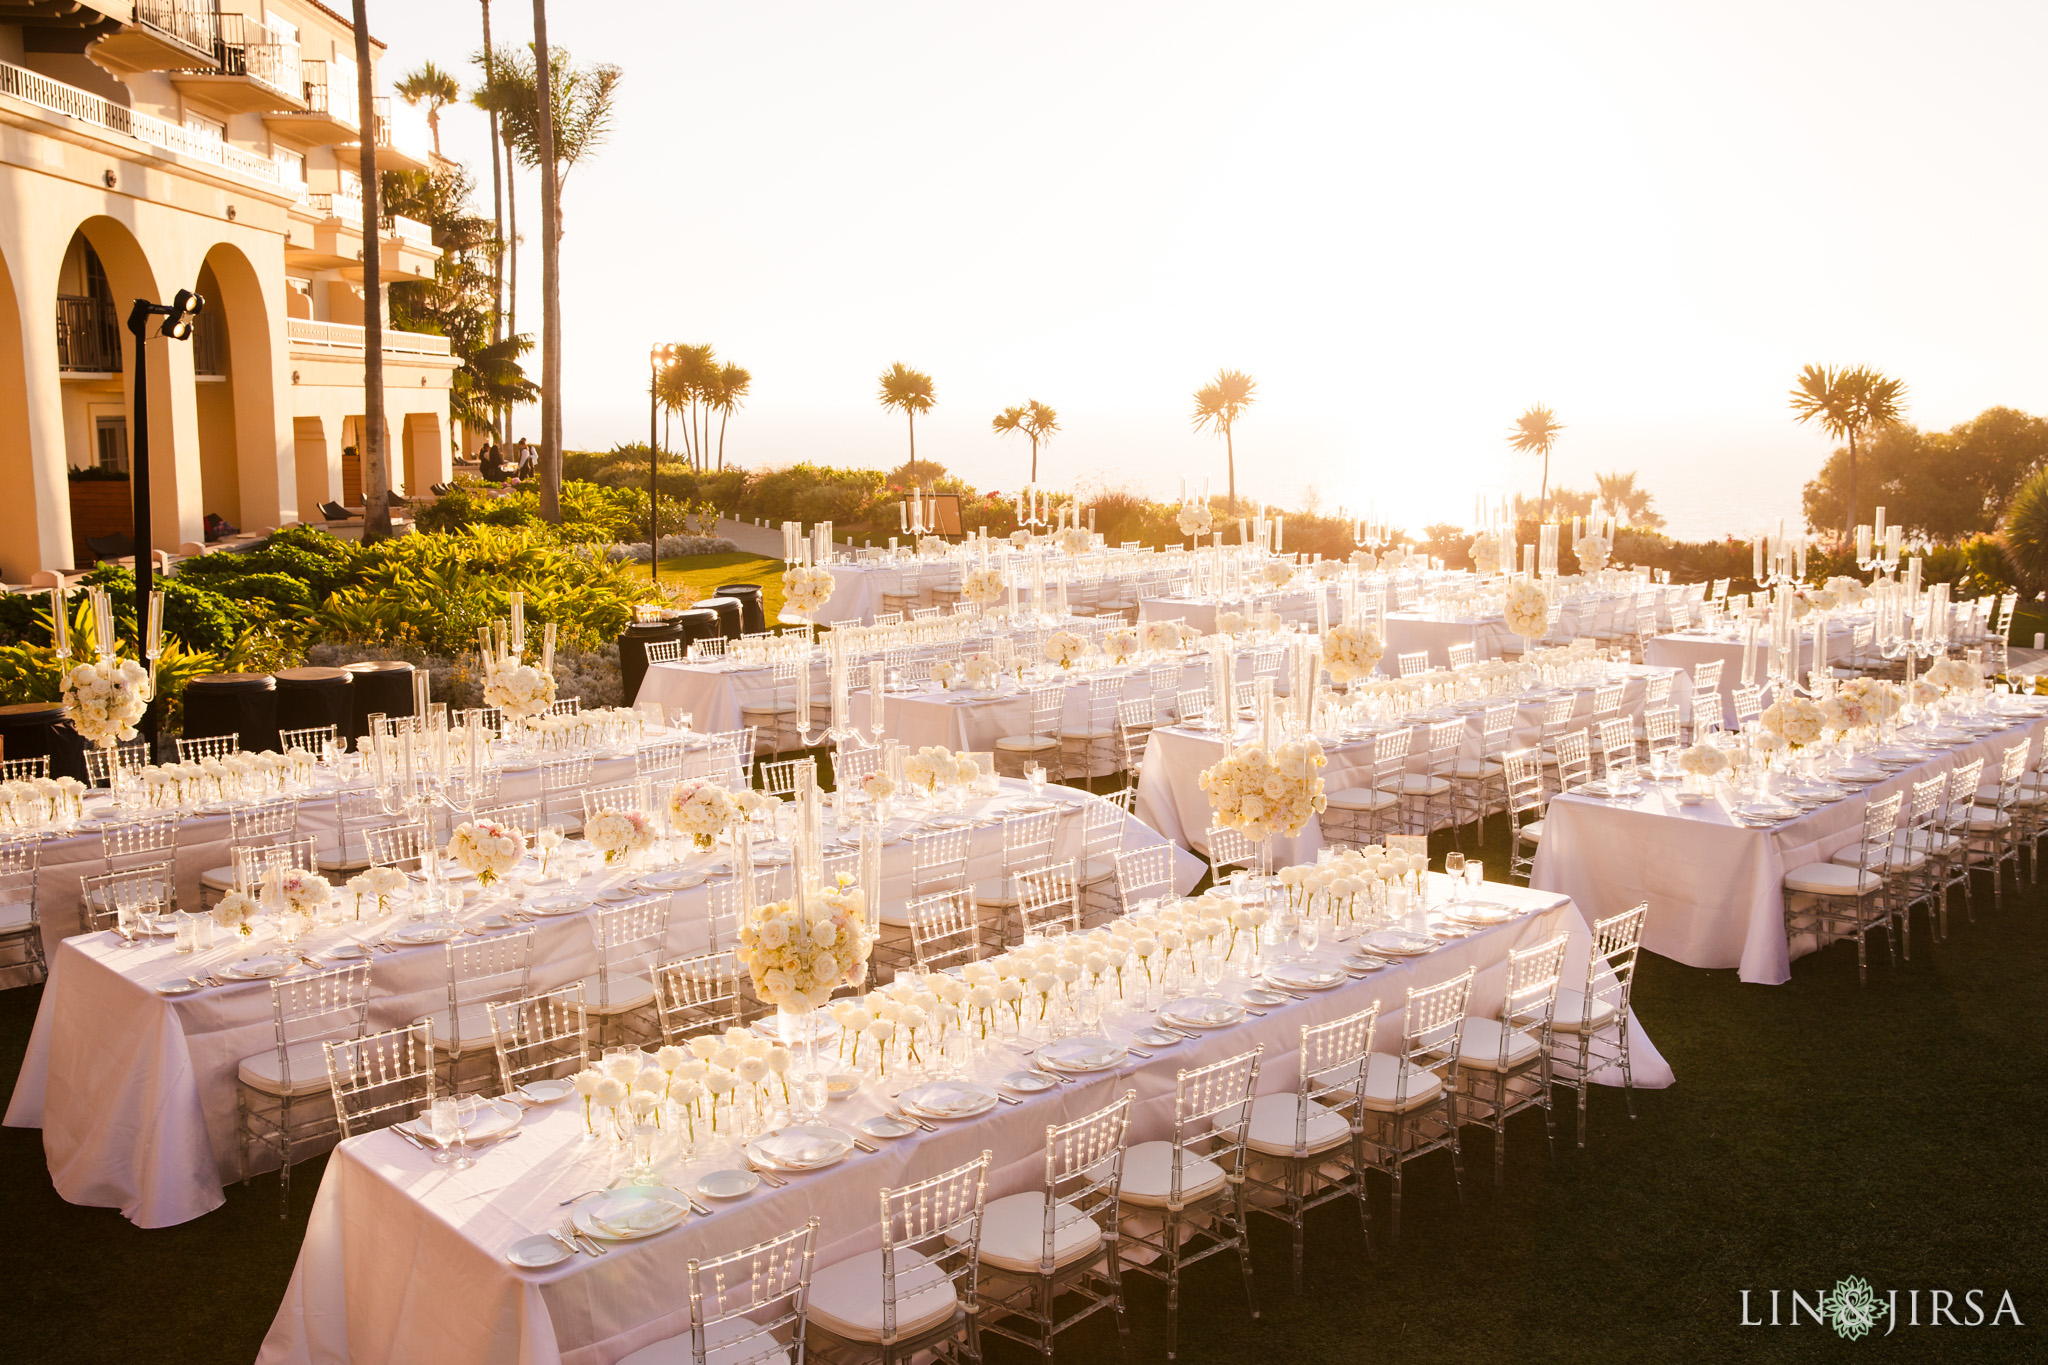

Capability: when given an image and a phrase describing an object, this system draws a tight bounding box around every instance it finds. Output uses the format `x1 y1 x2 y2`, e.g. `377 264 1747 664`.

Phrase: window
95 417 129 474
182 112 225 152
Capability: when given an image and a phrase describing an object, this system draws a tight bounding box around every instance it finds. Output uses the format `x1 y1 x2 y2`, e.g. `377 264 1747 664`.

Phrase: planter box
69 479 132 569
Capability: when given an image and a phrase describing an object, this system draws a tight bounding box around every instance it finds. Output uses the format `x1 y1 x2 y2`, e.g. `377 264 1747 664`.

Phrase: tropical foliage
1507 405 1564 518
1802 405 2048 542
1191 369 1256 511
877 363 937 485
1789 364 1908 543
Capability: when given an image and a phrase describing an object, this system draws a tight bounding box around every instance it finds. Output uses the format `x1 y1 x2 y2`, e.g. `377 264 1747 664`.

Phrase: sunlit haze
381 0 2048 539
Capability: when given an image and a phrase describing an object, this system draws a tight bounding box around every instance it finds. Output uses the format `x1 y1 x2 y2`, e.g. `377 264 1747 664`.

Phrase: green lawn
656 552 790 626
3 812 2044 1362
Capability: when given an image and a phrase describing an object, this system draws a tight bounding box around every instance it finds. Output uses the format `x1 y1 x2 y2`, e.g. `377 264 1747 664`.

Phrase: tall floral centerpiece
1198 683 1327 880
58 585 157 753
478 592 556 743
782 564 835 623
1177 501 1213 550
1322 621 1384 686
1503 577 1550 657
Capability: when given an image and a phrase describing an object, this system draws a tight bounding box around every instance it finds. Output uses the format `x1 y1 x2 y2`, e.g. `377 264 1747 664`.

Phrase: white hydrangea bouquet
1323 621 1385 683
586 808 656 864
213 889 260 939
782 564 835 618
1139 619 1193 653
667 778 741 848
1177 504 1213 540
1215 611 1249 638
1254 558 1296 589
736 876 874 1013
265 866 333 919
903 744 975 796
447 818 524 887
62 658 152 749
1503 578 1551 641
1573 534 1610 572
1676 743 1730 792
1923 655 1983 696
960 652 1000 690
1043 629 1088 669
1840 676 1901 725
1759 696 1824 749
1198 736 1328 840
1104 626 1140 662
960 566 1006 606
483 660 556 722
1055 526 1094 557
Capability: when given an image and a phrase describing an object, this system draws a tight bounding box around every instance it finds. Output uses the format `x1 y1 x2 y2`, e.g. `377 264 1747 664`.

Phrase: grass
655 552 790 625
3 812 2045 1363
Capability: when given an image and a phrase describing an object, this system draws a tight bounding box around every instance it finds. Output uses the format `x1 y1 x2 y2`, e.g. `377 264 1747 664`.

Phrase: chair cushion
618 1315 791 1365
971 877 1020 908
1118 1139 1228 1208
1456 1017 1541 1072
959 1189 1103 1274
1831 845 1926 873
1215 1091 1350 1157
1966 809 2011 831
1324 787 1399 813
1356 1052 1445 1113
994 736 1059 753
576 973 657 1014
416 1001 502 1055
1782 862 1884 896
0 904 35 934
1077 857 1117 885
807 1247 959 1343
1541 988 1618 1035
1056 728 1114 742
1378 775 1451 797
739 705 799 720
1515 819 1544 845
237 1039 341 1097
1450 758 1494 779
199 865 235 892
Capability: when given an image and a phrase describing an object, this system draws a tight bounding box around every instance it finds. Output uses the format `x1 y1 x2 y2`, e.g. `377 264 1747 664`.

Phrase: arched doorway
0 246 41 582
196 241 286 535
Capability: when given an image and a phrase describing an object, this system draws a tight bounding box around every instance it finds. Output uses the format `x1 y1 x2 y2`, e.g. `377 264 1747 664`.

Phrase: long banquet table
1529 701 2048 984
256 877 1670 1365
5 782 1202 1228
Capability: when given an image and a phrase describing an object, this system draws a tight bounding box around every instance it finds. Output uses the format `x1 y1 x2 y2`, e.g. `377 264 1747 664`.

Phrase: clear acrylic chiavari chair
1113 843 1173 914
582 895 669 1045
616 1219 820 1365
238 962 372 1214
487 982 591 1098
974 1092 1135 1360
1548 902 1645 1147
655 948 746 1043
905 888 984 974
805 1150 992 1364
83 739 148 788
642 638 684 665
1321 729 1407 848
1461 932 1569 1187
1783 789 1903 986
1116 1047 1262 1361
1501 748 1547 884
1203 823 1260 883
1843 773 1941 955
0 834 45 979
1360 970 1472 1245
421 927 537 1090
176 733 240 763
971 808 1058 931
538 755 593 833
363 821 433 872
1014 859 1083 943
323 1020 437 1146
1965 741 2031 910
80 858 175 935
101 812 177 873
0 756 48 781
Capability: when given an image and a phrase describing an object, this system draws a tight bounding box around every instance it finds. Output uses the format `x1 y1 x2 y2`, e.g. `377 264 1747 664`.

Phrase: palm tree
991 405 1027 475
1507 405 1564 520
1191 369 1256 512
1789 364 1908 544
991 400 1059 482
476 4 503 441
1593 469 1665 529
351 0 390 542
878 363 936 484
396 62 460 159
712 362 750 470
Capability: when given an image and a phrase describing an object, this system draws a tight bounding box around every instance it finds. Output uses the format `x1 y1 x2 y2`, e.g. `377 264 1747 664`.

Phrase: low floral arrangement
213 889 260 938
782 564 835 617
1677 743 1731 779
1198 736 1328 839
1312 558 1347 582
266 867 333 918
960 653 1000 690
1759 696 1825 748
931 658 958 689
1177 504 1213 539
1104 626 1140 662
1255 559 1296 588
668 778 741 848
859 769 897 802
1215 611 1249 638
448 819 523 886
1350 549 1377 572
345 865 408 916
736 875 873 1012
960 566 1006 605
903 744 977 795
62 658 152 748
1139 619 1195 652
1825 575 1872 608
1819 689 1871 734
1323 622 1385 683
1009 529 1032 549
1840 676 1902 723
1503 578 1551 639
586 808 656 863
1043 629 1088 668
1923 655 1983 695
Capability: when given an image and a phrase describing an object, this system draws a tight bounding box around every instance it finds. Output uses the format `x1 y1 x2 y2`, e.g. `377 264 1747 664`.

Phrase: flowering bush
62 658 151 748
1043 629 1088 668
1199 738 1327 839
735 878 873 1011
782 565 835 617
448 818 523 885
1503 578 1551 639
1760 696 1825 748
586 808 655 863
1177 504 1213 539
1322 621 1385 683
960 566 1006 605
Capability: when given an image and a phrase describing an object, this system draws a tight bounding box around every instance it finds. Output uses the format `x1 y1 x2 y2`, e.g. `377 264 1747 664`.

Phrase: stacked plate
638 867 708 892
218 954 290 980
1363 930 1438 958
1263 961 1346 992
1159 996 1245 1029
572 1185 692 1241
401 1096 523 1147
1442 901 1517 926
526 894 590 917
387 920 462 946
1036 1036 1128 1073
898 1081 999 1120
746 1125 857 1172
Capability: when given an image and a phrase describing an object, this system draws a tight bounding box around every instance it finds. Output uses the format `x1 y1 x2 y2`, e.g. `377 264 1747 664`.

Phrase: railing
57 296 123 373
132 0 220 60
306 190 365 222
296 60 360 129
0 57 281 187
215 14 301 101
286 319 453 357
385 214 434 248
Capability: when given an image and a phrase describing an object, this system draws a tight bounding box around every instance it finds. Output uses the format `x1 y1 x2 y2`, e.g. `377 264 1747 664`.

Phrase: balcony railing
306 190 365 222
215 14 301 101
385 214 434 248
57 296 123 373
286 319 452 357
132 0 220 61
296 60 360 129
0 57 281 187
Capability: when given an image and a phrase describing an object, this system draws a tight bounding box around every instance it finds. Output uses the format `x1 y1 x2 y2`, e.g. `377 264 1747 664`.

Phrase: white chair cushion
1077 857 1117 885
1056 728 1114 742
1450 758 1493 779
1903 829 1962 853
1782 862 1884 896
416 1001 502 1055
1356 1052 1445 1113
994 735 1059 753
1966 809 2011 831
1534 988 1619 1035
959 1190 1103 1273
237 1039 341 1097
576 972 657 1014
1378 774 1451 798
199 865 235 892
1515 819 1544 845
971 877 1019 908
1831 845 1926 873
1215 1091 1350 1157
1118 1139 1228 1208
807 1247 959 1343
1324 788 1399 813
739 704 799 718
1456 1017 1541 1072
617 1315 790 1365
0 904 35 933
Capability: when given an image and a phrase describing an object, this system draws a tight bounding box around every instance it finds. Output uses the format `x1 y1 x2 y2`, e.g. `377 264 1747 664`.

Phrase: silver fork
746 1157 788 1188
546 1228 590 1258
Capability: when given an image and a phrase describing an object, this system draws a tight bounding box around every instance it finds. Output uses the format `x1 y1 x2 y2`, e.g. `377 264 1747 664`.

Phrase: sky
375 1 2048 540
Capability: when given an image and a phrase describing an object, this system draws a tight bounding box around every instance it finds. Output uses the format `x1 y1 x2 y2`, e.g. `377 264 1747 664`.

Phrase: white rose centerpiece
62 658 152 749
1759 697 1824 749
586 808 656 864
960 566 1006 606
1197 737 1328 840
782 564 835 618
483 660 556 723
667 778 741 848
1177 504 1213 540
1572 535 1610 572
1323 622 1384 683
1043 629 1088 669
1503 578 1551 641
735 877 874 1013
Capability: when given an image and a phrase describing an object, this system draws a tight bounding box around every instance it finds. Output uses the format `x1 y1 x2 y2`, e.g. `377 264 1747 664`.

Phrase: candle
49 586 67 659
1795 536 1807 580
900 499 908 533
1753 534 1764 582
1273 515 1283 553
868 658 885 734
541 622 556 681
1742 620 1758 687
412 668 431 720
510 592 525 657
145 591 163 660
1874 506 1885 542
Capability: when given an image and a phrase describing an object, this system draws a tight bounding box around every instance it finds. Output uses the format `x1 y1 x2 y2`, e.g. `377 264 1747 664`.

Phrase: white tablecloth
257 877 1669 1365
1529 709 2048 983
1382 613 1511 666
1643 626 1851 718
5 782 1202 1227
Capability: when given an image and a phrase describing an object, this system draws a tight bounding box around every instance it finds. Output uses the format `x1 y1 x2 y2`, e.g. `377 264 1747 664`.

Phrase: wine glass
1443 852 1466 901
1196 943 1226 997
451 1094 482 1170
1077 986 1103 1033
1298 911 1321 957
427 1095 459 1165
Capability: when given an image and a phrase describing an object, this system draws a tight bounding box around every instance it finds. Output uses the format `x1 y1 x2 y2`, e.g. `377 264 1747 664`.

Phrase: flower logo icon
1824 1276 1882 1340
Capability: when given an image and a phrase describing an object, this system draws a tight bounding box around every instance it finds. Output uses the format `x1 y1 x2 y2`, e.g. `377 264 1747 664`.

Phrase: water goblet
1443 852 1466 897
1298 911 1321 957
451 1094 481 1170
427 1095 459 1165
1026 765 1046 798
1077 985 1103 1033
1196 944 1226 997
1464 859 1485 893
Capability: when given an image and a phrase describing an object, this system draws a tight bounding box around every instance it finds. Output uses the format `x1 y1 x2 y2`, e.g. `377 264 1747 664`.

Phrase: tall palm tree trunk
1030 436 1037 483
504 121 517 436
481 1 504 443
1225 425 1236 512
717 408 729 471
353 0 390 542
532 0 562 522
1541 451 1550 520
1843 433 1858 545
907 411 917 486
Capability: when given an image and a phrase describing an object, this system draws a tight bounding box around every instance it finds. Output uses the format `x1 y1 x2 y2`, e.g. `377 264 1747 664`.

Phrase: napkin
593 1193 684 1236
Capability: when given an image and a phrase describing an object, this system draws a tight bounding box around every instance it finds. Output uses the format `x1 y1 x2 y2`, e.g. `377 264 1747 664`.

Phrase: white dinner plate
747 1125 856 1171
386 921 462 946
404 1096 523 1147
1037 1036 1128 1073
1444 901 1517 925
898 1080 999 1120
1000 1070 1061 1094
527 894 591 917
506 1234 573 1269
154 978 209 995
1131 1027 1183 1047
218 955 289 980
477 912 523 930
573 1185 692 1240
637 868 707 892
1265 962 1347 992
697 1168 761 1199
856 1113 920 1139
1006 800 1060 814
324 942 372 960
1346 954 1391 971
515 1079 574 1104
1240 988 1290 1007
1364 931 1438 958
1159 997 1245 1029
